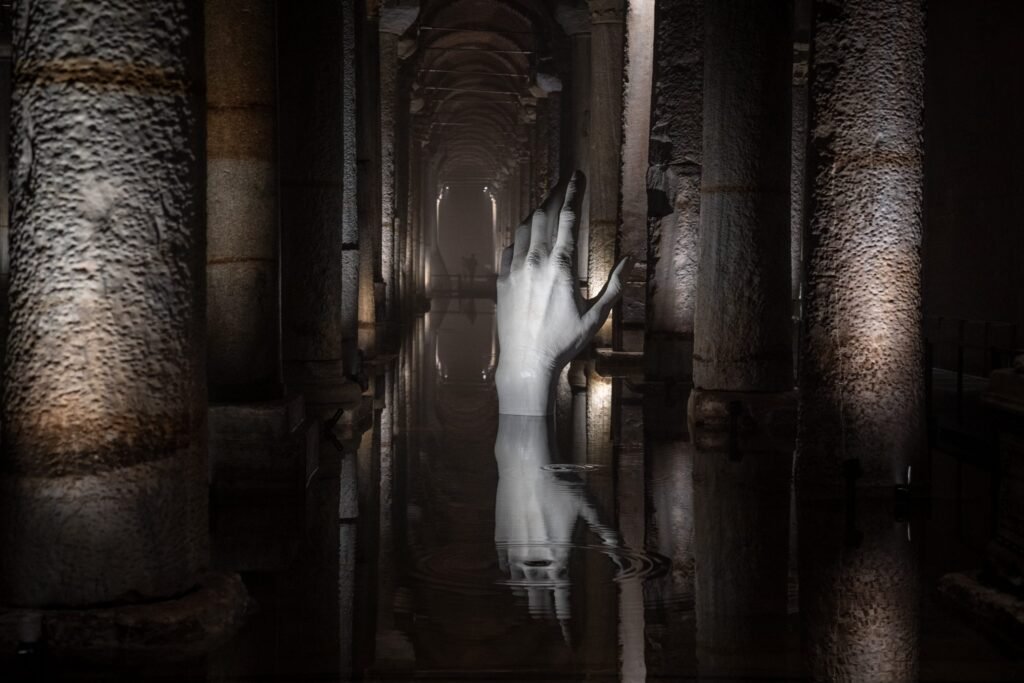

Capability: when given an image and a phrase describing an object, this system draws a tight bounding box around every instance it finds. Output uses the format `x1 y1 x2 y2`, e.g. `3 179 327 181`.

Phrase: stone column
0 36 10 354
341 0 360 373
797 2 925 679
646 0 702 383
642 8 702 646
555 4 591 282
586 0 624 346
797 0 926 492
584 0 624 489
357 0 382 357
206 0 281 402
689 0 794 675
619 0 654 300
379 2 418 333
279 0 357 410
1 0 206 606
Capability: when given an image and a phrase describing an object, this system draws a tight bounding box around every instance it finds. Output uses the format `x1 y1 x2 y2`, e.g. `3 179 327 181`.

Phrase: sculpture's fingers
581 256 630 337
511 222 530 271
553 170 586 256
527 208 549 262
498 244 514 280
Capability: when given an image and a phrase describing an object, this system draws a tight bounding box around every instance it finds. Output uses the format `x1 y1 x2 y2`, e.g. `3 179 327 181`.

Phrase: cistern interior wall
0 0 1021 681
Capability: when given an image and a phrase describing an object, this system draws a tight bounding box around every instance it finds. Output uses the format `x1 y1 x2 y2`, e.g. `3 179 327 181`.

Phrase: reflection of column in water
694 443 791 676
580 373 618 672
353 409 381 672
618 434 647 682
799 499 919 682
644 438 696 677
376 364 397 653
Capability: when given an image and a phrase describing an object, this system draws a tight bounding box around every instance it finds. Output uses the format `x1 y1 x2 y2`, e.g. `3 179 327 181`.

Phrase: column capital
379 0 419 35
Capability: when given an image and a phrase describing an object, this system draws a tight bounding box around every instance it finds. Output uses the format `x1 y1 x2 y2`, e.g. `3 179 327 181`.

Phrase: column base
209 395 321 571
0 571 247 664
688 387 797 456
284 360 364 418
209 393 316 489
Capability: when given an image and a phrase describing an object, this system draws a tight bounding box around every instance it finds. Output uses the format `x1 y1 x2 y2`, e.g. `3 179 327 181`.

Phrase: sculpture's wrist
495 361 558 415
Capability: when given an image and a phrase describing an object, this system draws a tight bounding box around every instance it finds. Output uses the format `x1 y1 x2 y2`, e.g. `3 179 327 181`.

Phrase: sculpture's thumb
581 256 631 336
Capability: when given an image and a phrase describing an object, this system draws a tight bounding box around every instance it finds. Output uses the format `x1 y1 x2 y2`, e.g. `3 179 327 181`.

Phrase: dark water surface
9 299 1023 681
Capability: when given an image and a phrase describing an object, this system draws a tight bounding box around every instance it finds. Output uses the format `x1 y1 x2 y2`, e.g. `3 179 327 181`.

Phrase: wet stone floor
5 298 1024 682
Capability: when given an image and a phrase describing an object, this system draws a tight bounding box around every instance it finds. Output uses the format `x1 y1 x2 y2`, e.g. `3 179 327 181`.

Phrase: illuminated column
586 0 624 345
797 0 925 491
279 0 354 409
357 0 382 357
797 2 924 678
619 0 654 308
690 0 793 674
646 0 702 382
1 0 206 605
800 501 920 682
205 0 281 402
642 2 701 630
380 3 418 330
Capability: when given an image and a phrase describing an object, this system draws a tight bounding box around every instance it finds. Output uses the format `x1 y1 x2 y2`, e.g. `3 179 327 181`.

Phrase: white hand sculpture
493 414 620 621
495 171 629 415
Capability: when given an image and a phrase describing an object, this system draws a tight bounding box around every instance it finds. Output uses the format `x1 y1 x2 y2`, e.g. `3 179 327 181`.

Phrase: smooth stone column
1 0 206 606
206 0 281 402
555 4 591 282
586 0 624 346
797 2 925 679
279 0 357 409
690 0 794 675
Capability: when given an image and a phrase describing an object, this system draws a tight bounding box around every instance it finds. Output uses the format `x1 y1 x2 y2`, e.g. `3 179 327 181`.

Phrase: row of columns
0 0 413 611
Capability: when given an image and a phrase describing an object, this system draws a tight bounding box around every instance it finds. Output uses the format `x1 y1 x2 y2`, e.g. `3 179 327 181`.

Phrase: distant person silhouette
462 252 479 281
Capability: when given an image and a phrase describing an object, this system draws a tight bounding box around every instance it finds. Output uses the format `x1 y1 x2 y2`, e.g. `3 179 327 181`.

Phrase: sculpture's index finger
555 170 586 254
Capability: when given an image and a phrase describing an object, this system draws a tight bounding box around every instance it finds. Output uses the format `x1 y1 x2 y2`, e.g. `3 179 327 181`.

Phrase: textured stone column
279 0 356 409
646 0 702 382
799 500 920 682
379 31 398 328
357 0 382 357
0 39 10 354
643 0 702 628
379 2 418 331
796 2 925 678
690 0 794 675
797 0 926 491
206 0 281 402
1 0 206 606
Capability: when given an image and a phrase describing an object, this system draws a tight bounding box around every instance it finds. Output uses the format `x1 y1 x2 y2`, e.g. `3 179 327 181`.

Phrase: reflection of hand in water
494 414 620 622
495 170 629 415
